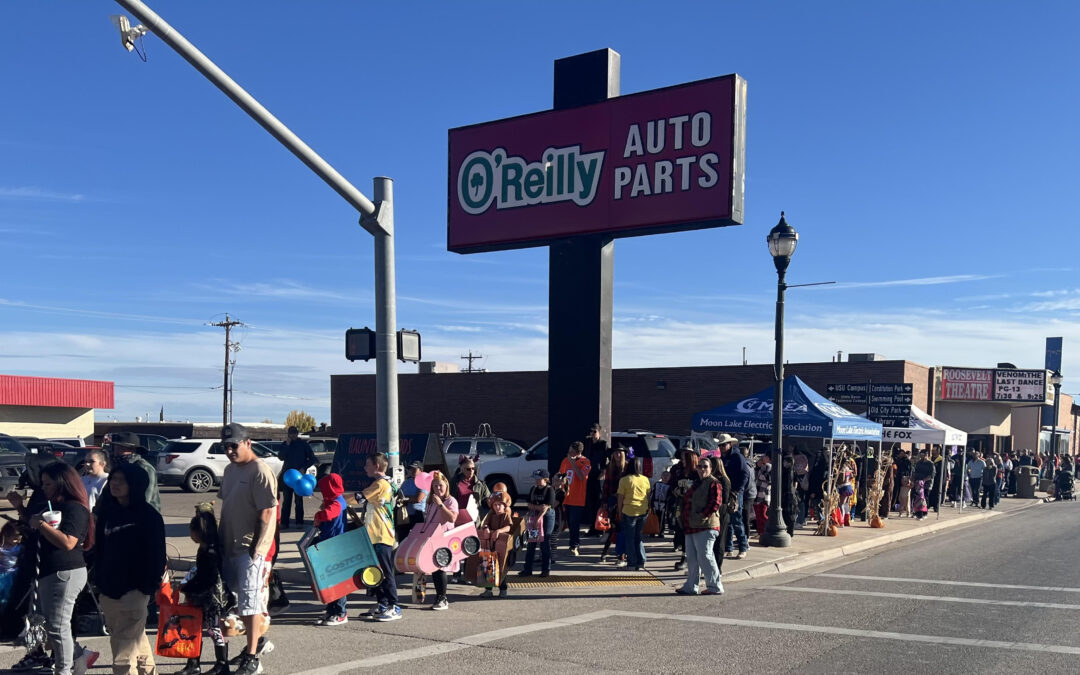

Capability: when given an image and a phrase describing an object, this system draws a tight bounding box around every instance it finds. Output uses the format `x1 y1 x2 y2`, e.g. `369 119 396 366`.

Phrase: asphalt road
3 496 1077 674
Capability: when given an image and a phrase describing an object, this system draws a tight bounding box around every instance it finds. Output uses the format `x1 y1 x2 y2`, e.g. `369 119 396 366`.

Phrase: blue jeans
325 596 347 617
524 510 555 574
622 514 647 568
565 505 583 549
373 543 398 608
682 529 721 594
724 492 748 552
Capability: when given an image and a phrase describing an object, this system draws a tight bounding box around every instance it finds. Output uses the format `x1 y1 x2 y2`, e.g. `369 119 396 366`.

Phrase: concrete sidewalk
164 493 1046 593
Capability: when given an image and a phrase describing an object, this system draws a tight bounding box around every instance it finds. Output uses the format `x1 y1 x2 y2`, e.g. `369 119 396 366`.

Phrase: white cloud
822 274 997 290
0 187 86 202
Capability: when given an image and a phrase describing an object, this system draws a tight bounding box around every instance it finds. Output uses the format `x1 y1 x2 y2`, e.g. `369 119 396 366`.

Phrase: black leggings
432 570 447 598
711 511 731 573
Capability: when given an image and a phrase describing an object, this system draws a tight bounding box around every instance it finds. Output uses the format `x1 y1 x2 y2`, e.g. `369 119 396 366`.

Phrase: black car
0 434 30 493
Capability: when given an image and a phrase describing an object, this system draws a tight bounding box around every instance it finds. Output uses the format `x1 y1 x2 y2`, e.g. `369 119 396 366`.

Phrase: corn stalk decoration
866 445 892 524
815 443 850 536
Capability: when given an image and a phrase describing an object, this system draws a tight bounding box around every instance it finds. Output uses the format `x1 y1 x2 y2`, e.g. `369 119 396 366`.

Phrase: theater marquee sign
939 367 1049 404
447 74 747 253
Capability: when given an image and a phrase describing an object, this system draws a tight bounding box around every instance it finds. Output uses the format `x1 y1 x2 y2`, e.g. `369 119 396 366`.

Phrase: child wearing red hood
313 473 348 626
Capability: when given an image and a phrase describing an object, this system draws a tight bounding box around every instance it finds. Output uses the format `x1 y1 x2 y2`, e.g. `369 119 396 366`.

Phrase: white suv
478 432 678 503
156 439 284 493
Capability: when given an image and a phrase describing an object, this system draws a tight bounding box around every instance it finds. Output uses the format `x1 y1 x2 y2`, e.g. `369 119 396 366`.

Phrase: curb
718 500 1041 584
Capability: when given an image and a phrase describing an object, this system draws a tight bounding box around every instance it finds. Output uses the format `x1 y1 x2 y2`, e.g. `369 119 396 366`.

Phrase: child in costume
313 473 349 625
0 521 22 613
651 471 671 537
478 489 513 598
179 504 231 675
424 471 458 611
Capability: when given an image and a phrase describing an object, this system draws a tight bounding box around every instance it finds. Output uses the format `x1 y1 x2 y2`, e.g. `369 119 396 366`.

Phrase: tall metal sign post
112 0 402 478
449 49 747 476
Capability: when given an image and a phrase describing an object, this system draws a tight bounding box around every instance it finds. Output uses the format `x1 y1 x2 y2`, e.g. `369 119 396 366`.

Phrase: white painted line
291 611 617 674
817 573 1080 594
291 607 1080 672
772 586 1080 610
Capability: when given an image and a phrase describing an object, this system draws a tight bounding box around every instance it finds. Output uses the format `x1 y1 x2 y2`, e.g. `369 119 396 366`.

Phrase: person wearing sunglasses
451 457 491 515
217 423 278 675
676 457 725 596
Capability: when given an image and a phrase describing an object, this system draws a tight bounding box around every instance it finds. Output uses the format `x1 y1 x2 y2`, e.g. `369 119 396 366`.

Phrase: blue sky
1 1 1077 425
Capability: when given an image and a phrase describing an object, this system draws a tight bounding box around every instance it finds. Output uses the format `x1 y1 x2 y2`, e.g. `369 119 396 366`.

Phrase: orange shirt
559 455 592 507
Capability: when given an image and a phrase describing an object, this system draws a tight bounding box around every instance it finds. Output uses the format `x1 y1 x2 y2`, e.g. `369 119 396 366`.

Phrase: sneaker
538 571 550 578
324 614 348 626
702 587 725 596
235 655 264 675
431 597 449 611
518 570 533 577
736 550 748 560
314 613 329 626
360 603 387 619
674 587 697 595
615 559 628 568
480 589 494 598
674 556 686 571
228 637 273 666
73 645 100 675
498 587 508 598
569 547 579 556
375 605 403 622
12 649 52 672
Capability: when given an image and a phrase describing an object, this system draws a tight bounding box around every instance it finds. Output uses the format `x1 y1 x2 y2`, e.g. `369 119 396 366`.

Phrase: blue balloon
283 469 303 488
295 474 317 497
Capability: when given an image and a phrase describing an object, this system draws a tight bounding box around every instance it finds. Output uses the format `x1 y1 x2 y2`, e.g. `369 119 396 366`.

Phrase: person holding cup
28 462 94 675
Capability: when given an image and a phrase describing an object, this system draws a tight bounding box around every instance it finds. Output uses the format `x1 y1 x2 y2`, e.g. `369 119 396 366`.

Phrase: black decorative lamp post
762 212 798 547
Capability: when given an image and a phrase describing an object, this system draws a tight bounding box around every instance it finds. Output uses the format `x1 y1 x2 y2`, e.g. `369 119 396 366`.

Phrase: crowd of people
2 421 1073 675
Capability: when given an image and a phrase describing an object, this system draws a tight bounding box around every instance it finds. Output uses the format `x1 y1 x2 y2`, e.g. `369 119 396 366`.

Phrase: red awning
0 374 114 409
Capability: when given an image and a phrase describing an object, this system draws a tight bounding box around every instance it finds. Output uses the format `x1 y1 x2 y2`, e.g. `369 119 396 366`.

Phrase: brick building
331 359 934 448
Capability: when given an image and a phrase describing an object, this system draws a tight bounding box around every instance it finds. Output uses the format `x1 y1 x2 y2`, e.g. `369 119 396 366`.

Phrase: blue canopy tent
692 376 882 533
691 375 883 441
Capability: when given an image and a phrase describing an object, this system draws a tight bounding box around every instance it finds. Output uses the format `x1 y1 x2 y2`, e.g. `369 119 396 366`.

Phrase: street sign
448 74 747 253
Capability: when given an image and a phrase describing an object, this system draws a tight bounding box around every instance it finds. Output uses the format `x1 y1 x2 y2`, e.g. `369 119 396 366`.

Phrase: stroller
1054 470 1075 501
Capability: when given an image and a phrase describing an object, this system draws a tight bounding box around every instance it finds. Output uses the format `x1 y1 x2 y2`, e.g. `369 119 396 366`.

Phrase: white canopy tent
882 405 967 446
883 405 968 519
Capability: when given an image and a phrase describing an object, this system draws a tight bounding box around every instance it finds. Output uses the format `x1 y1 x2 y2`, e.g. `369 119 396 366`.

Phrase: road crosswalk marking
292 607 1080 672
773 585 1080 610
817 573 1080 593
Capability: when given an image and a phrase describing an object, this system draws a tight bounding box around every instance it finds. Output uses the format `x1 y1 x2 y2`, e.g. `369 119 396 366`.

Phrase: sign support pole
546 49 619 477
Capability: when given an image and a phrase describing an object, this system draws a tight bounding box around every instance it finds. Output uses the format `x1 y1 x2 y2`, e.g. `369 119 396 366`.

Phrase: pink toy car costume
395 474 480 575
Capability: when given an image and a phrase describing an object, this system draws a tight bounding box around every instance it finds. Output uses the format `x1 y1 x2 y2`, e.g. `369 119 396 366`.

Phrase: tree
285 410 316 432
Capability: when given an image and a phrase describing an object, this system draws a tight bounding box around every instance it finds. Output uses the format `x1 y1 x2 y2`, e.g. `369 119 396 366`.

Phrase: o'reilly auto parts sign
448 75 746 253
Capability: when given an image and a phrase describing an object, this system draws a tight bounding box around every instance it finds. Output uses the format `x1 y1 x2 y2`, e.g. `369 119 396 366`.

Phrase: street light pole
762 212 798 548
111 0 402 478
1051 371 1063 480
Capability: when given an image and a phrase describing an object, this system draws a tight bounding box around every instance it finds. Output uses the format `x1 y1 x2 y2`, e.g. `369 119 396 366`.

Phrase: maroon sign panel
448 75 747 253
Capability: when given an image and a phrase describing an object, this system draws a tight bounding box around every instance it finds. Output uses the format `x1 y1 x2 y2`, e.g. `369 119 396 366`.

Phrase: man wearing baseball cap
217 423 278 675
519 469 555 578
103 431 160 513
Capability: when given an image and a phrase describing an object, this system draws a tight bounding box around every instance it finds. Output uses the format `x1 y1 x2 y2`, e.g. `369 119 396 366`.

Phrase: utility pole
461 350 486 373
210 314 244 427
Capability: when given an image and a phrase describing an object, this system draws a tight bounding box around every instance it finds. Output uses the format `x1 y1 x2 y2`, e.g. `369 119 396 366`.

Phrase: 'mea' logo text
458 145 605 215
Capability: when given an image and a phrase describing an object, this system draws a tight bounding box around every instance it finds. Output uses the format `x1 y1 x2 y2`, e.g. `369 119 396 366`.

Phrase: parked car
0 434 29 492
441 435 526 470
156 439 284 493
477 438 549 503
45 437 87 448
18 439 73 460
478 431 678 502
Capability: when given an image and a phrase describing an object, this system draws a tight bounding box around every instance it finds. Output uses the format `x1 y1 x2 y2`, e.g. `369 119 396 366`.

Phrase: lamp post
761 212 798 548
1051 371 1063 479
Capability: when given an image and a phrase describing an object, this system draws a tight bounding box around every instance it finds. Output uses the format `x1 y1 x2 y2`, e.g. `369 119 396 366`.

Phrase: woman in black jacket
95 463 166 675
